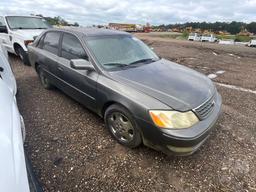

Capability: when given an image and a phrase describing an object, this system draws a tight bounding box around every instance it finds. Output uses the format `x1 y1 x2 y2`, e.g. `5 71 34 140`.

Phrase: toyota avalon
28 28 222 155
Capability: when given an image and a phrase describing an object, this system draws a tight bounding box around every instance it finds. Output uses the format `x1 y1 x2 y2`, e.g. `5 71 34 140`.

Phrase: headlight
149 110 199 129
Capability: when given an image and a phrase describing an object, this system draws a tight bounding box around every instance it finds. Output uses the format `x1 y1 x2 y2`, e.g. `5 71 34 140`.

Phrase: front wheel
104 104 142 148
17 46 30 66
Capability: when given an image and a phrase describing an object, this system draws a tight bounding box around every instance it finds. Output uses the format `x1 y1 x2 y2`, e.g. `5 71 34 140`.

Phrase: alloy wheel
108 112 135 143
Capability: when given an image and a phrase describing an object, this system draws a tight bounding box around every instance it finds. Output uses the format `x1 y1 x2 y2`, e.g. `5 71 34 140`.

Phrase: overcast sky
1 0 256 25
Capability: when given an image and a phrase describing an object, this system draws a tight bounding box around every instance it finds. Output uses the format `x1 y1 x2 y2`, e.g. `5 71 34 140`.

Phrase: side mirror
0 26 8 33
70 59 94 71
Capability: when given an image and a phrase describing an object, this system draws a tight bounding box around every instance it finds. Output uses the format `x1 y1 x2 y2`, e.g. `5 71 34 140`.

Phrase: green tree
247 22 256 34
225 21 244 34
74 22 79 27
34 14 78 26
154 21 251 35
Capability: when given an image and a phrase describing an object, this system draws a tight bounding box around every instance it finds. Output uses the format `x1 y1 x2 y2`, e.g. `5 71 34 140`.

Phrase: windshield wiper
103 59 158 70
103 62 129 67
129 58 158 65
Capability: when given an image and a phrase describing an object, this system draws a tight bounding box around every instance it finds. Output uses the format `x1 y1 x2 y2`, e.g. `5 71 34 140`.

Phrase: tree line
32 14 79 27
155 21 256 35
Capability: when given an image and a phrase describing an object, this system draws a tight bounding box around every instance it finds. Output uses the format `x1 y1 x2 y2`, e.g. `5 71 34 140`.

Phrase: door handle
57 66 64 71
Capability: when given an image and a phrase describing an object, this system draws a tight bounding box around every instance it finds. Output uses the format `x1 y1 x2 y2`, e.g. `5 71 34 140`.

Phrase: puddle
228 53 241 59
208 74 217 79
208 70 225 79
216 70 225 75
188 57 196 60
216 83 256 95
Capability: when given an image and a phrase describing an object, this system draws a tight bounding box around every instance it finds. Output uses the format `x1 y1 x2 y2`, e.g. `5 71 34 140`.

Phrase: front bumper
136 93 222 156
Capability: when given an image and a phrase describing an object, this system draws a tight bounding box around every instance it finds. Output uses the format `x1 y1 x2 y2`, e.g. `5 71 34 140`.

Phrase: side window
41 32 60 55
0 17 7 34
61 33 88 60
0 17 6 27
37 35 45 48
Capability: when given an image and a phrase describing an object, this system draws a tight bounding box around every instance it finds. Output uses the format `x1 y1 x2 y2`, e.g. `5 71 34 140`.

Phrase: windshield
85 35 159 70
6 16 51 29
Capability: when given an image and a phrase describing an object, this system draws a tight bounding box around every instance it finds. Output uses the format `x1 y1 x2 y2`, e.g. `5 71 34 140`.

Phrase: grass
158 34 182 39
156 31 189 40
217 35 252 42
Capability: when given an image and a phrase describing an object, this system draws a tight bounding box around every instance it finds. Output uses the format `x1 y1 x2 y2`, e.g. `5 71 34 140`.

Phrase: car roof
46 27 131 37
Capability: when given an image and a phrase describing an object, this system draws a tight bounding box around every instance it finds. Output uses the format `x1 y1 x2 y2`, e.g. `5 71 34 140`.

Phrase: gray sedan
28 28 222 155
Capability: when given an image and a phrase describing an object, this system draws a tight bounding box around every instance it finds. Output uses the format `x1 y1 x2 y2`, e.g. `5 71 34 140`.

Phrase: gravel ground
10 35 256 192
136 33 256 90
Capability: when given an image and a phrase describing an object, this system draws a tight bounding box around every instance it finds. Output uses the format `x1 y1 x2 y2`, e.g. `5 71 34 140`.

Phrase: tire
104 104 142 148
37 66 53 89
17 46 30 66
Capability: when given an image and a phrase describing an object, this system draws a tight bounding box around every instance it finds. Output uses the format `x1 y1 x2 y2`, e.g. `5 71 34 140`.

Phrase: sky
0 0 256 26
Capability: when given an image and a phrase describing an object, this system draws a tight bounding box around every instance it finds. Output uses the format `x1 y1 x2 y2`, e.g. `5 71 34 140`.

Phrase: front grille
194 95 215 120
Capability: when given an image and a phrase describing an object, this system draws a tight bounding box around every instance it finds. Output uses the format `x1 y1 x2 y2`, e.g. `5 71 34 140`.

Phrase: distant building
108 23 151 33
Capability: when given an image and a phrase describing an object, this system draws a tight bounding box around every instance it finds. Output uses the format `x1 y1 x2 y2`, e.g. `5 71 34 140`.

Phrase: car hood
12 29 45 40
109 59 215 111
0 80 29 192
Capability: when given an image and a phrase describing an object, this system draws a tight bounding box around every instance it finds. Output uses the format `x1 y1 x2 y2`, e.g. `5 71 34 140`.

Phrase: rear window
41 32 61 55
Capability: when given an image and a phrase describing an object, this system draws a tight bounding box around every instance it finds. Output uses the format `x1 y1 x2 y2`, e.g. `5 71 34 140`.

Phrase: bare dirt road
11 33 256 192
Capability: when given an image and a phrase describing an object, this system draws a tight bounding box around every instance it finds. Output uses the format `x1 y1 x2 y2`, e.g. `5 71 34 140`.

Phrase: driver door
57 32 98 111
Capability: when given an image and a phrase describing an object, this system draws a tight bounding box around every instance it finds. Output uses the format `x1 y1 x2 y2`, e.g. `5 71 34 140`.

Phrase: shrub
234 35 252 42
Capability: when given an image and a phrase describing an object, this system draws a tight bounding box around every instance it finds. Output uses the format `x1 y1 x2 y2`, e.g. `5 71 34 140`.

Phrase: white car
0 15 51 65
0 47 42 192
188 33 201 41
219 39 235 45
247 39 256 47
201 34 218 43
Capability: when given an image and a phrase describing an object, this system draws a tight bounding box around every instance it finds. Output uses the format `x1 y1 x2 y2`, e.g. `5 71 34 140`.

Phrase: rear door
35 31 62 85
57 32 98 111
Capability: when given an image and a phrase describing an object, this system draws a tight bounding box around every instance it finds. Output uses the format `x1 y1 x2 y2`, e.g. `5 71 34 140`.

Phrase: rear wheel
37 66 53 89
16 46 30 66
104 104 142 148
